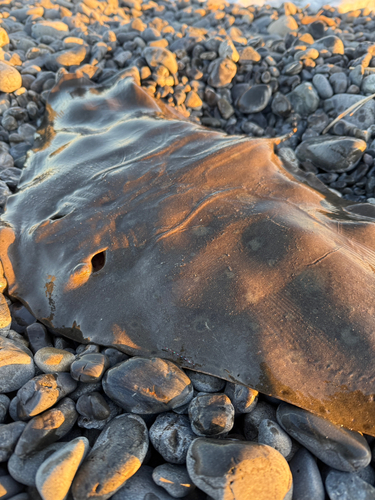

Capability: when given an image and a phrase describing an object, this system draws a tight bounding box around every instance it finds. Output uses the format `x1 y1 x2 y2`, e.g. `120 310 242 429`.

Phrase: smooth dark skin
1 72 375 434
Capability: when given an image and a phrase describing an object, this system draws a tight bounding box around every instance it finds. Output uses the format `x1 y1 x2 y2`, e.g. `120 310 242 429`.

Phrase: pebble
143 47 178 75
35 437 89 500
187 438 293 500
31 21 69 40
324 94 375 130
277 403 371 472
224 382 258 414
325 470 375 500
102 357 193 414
258 419 293 459
17 372 76 419
362 75 375 95
112 466 175 500
268 15 299 36
0 421 27 462
237 84 272 114
0 293 11 332
0 63 22 94
70 353 109 383
72 414 148 500
14 397 77 457
0 394 9 423
76 392 111 421
25 323 53 354
8 442 66 487
295 136 367 173
0 337 35 393
313 74 334 99
34 347 75 373
207 58 237 88
243 400 277 441
185 370 225 393
271 92 292 118
287 82 320 116
188 393 234 437
152 464 195 498
149 413 196 464
289 447 325 500
0 475 23 499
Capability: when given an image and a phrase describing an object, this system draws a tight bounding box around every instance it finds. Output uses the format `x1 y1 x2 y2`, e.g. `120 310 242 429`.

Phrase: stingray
1 71 375 435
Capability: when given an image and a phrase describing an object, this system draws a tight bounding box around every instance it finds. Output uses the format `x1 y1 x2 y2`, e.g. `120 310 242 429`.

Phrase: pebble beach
0 0 375 499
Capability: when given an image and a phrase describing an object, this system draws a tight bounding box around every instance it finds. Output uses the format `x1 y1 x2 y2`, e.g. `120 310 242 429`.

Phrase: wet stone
329 73 348 94
287 82 320 116
362 75 375 95
312 36 344 55
76 392 111 421
237 84 272 114
36 437 89 500
185 370 225 393
8 442 66 487
268 15 298 37
72 414 149 500
112 465 175 500
224 382 258 414
243 401 277 441
187 438 293 500
271 92 292 118
77 395 120 430
277 403 371 472
289 447 325 500
0 421 27 462
14 397 77 458
31 21 69 40
99 348 128 367
312 74 333 99
207 58 237 88
238 46 261 64
295 136 367 173
70 353 109 383
152 464 195 498
16 372 77 419
356 465 375 486
0 337 35 393
258 419 293 459
325 470 375 500
188 393 234 437
149 413 196 464
102 357 193 414
34 347 75 374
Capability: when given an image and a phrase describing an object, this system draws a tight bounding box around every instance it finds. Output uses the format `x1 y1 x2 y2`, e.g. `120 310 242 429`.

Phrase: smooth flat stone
0 337 34 393
36 437 89 500
34 347 75 374
325 470 375 500
112 466 174 500
72 414 148 500
289 447 325 500
186 438 293 500
102 357 193 414
277 403 371 472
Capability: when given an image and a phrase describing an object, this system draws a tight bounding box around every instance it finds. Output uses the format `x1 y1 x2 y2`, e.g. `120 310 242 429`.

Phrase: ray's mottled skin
1 72 375 434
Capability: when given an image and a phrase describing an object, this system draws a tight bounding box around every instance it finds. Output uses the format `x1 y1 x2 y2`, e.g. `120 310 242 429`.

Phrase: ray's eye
91 251 106 273
50 213 66 221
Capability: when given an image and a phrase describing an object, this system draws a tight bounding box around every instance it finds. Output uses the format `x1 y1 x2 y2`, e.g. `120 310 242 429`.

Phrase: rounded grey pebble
325 470 375 500
243 400 277 441
0 475 24 499
356 465 375 486
0 421 27 462
289 447 325 500
15 397 78 457
188 393 234 437
224 382 258 414
0 394 10 423
152 464 195 498
101 347 128 367
186 438 293 500
237 84 272 114
112 466 174 500
102 357 193 414
8 442 66 486
70 353 110 383
312 74 333 99
76 392 111 421
0 337 35 393
258 418 292 458
17 372 77 419
72 413 149 500
184 370 225 393
277 402 371 472
149 413 196 464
